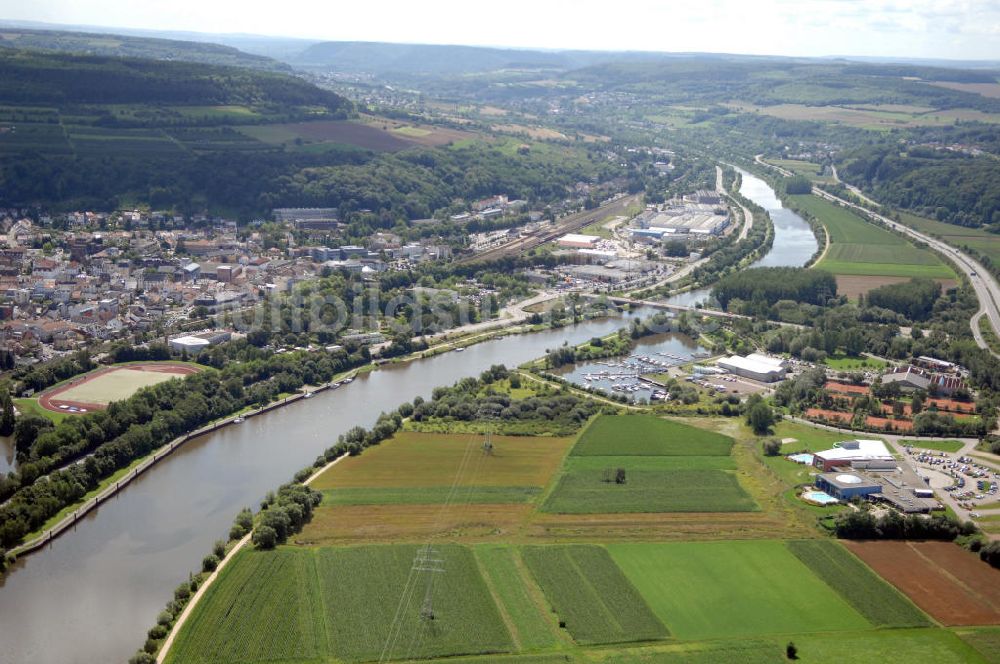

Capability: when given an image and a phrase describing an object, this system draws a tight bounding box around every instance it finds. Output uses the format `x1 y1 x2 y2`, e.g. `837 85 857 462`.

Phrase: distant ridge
0 26 291 72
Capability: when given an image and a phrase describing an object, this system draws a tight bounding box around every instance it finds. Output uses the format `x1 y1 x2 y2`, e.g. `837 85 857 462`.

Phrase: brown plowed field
845 540 1000 626
836 275 957 299
298 503 802 545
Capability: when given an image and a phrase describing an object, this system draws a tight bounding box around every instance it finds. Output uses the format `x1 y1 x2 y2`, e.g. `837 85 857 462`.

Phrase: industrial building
169 335 211 353
557 233 602 249
812 439 895 472
635 202 729 236
564 264 629 284
716 353 787 382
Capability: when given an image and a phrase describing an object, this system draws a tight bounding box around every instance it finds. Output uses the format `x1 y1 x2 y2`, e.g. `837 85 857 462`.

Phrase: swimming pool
802 490 839 505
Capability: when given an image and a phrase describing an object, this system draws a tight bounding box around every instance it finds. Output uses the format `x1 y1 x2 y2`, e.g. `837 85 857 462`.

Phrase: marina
551 332 705 402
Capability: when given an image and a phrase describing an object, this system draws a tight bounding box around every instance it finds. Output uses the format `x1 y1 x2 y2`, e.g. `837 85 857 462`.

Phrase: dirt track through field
845 540 1000 626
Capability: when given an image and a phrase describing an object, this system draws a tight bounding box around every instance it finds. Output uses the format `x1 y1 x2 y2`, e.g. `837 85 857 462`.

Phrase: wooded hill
0 48 348 110
0 27 291 72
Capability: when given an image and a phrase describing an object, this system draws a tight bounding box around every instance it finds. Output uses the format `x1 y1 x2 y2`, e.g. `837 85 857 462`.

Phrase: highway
754 156 1000 357
811 187 1000 358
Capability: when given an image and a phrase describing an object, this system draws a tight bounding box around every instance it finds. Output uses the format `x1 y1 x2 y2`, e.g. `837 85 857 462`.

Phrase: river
0 310 662 664
663 168 818 307
0 169 817 664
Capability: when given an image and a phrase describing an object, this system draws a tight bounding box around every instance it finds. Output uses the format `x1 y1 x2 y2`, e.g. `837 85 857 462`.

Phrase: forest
839 145 1000 229
0 49 344 109
712 267 838 310
864 278 942 321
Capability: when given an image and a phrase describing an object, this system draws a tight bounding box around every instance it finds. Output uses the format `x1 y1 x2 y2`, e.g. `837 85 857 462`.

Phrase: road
811 186 1000 358
722 164 755 242
754 155 1000 357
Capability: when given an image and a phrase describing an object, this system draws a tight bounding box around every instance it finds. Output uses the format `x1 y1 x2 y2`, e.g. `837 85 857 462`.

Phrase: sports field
608 541 869 639
38 362 199 413
790 194 955 280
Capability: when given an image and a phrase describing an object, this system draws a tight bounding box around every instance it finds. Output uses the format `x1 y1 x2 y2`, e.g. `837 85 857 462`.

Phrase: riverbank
154 452 346 664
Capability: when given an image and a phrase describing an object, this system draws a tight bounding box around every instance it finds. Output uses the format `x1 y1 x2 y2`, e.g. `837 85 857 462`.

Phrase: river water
0 169 817 664
663 168 818 307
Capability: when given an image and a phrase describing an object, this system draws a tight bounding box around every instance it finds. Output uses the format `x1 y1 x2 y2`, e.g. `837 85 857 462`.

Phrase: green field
767 158 834 183
542 469 757 513
311 431 574 490
609 541 869 640
588 630 989 663
792 629 990 664
954 627 1000 664
571 415 733 456
790 194 955 278
319 545 513 661
321 485 542 505
823 353 889 370
599 640 781 663
786 540 931 627
900 439 965 453
14 397 67 424
898 211 1000 265
165 549 326 664
169 545 515 663
474 546 560 651
521 545 668 645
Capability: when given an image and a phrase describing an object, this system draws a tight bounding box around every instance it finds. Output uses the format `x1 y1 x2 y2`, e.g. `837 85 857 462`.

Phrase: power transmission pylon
411 545 445 622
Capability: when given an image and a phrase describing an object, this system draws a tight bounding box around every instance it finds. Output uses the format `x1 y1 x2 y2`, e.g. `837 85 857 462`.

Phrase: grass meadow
542 468 758 514
571 415 733 456
789 194 955 279
900 439 965 453
608 541 869 639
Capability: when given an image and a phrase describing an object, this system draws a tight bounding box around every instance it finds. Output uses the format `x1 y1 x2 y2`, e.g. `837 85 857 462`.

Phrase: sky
2 0 999 61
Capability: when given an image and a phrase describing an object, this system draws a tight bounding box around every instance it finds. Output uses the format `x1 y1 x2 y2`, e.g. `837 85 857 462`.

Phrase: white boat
304 392 314 399
233 417 245 424
343 377 355 383
454 347 465 352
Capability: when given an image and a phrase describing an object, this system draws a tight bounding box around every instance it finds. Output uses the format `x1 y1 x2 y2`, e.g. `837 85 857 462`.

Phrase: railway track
458 194 640 264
